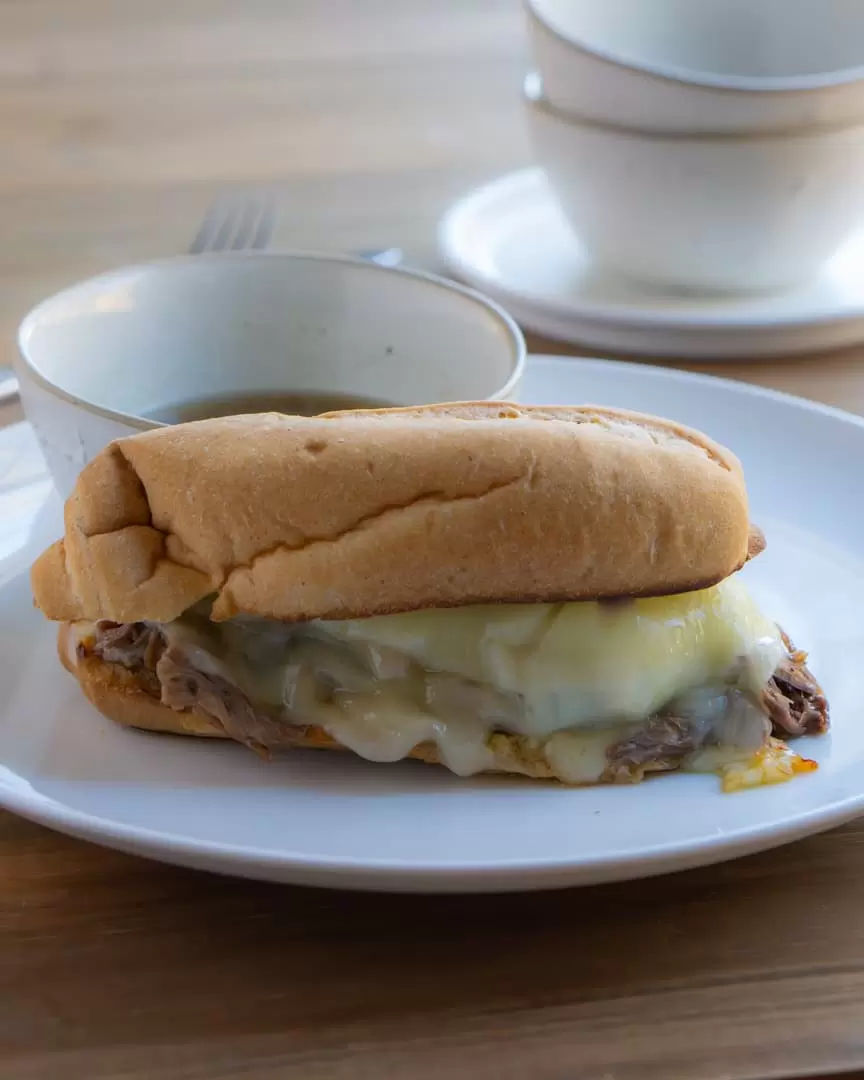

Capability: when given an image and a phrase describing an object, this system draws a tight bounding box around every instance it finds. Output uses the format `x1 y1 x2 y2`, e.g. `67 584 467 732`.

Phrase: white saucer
2 355 864 892
439 168 864 359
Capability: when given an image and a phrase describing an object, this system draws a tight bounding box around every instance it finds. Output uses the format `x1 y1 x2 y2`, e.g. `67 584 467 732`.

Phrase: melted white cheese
315 697 496 776
129 577 786 783
317 578 784 735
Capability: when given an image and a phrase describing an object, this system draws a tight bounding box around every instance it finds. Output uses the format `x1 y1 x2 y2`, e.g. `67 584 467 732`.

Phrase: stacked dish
524 0 864 294
440 0 864 357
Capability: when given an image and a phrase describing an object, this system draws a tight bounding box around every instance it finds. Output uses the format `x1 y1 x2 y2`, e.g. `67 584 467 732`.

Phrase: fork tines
189 193 278 254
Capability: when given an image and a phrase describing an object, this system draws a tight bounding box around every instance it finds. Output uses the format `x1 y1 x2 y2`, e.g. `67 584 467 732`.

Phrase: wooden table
3 2 864 1077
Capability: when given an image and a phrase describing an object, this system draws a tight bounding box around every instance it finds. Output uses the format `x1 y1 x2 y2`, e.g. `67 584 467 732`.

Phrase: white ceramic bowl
526 0 864 133
16 253 525 498
525 75 864 294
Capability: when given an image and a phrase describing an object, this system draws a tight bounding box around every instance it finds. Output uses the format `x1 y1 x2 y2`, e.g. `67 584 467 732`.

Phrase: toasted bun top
31 402 755 624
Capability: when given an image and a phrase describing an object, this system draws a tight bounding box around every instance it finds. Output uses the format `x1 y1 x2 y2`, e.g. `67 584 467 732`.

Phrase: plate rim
1 766 862 893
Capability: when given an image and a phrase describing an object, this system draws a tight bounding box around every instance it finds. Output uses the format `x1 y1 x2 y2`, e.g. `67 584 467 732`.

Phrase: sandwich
30 402 828 791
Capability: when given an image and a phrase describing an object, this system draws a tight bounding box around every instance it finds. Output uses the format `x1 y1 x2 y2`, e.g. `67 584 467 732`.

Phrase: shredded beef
89 623 292 752
604 715 699 783
605 652 828 782
92 621 164 671
761 635 829 738
156 646 297 754
605 646 828 781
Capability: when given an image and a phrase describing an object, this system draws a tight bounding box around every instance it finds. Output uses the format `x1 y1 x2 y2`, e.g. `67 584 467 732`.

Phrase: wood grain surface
3 2 864 1078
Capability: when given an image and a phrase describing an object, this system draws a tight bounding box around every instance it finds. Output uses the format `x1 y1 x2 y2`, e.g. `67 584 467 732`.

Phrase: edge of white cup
15 250 528 430
524 0 864 96
523 70 864 139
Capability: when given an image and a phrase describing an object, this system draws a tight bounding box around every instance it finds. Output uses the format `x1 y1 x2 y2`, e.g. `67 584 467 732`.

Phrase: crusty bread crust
33 402 753 625
57 626 558 781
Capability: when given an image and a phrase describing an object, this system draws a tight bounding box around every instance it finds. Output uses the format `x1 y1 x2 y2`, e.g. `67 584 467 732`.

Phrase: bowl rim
525 0 864 96
524 71 864 139
15 250 527 430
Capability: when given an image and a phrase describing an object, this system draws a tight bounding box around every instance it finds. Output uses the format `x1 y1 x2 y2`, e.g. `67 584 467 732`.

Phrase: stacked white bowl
523 0 864 294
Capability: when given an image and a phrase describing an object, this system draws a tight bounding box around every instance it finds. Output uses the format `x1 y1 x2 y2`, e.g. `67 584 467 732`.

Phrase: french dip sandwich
31 403 828 791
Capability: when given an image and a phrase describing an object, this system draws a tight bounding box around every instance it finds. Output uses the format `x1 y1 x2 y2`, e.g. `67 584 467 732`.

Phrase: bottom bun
60 625 225 739
58 626 560 781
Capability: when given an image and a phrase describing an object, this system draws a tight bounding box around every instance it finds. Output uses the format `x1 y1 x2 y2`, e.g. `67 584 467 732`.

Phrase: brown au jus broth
144 390 395 423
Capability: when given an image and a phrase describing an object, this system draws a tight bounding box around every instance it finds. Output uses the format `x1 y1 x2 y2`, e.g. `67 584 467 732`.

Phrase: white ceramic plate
1 355 863 892
439 168 864 358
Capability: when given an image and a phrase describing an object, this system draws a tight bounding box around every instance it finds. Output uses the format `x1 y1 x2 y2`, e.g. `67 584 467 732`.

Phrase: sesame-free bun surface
33 402 753 624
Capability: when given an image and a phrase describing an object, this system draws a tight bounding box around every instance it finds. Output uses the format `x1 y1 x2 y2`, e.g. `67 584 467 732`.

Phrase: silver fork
189 191 402 264
188 191 280 254
0 193 402 406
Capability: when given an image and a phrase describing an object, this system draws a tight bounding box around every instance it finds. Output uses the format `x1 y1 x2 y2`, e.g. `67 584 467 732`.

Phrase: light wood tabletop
3 2 864 1078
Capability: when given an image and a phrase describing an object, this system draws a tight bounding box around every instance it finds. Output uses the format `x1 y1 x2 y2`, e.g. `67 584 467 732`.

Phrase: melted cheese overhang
315 577 785 735
144 577 791 785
